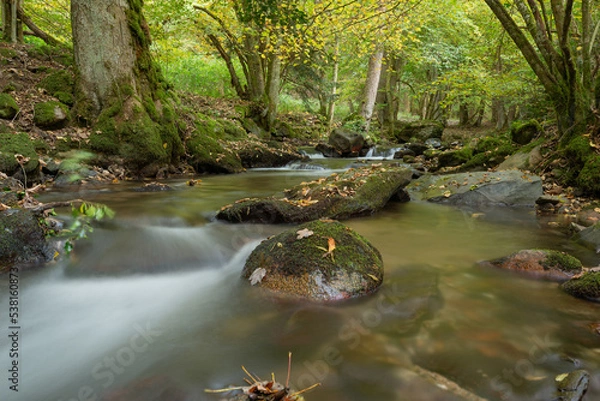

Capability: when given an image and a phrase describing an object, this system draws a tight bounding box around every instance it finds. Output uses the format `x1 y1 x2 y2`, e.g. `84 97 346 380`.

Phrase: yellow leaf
163 143 168 149
328 237 336 253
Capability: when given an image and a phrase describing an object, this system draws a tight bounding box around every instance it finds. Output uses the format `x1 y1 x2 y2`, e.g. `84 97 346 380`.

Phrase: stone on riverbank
0 209 54 271
562 271 600 302
242 220 383 301
406 170 542 207
478 249 583 281
216 165 412 223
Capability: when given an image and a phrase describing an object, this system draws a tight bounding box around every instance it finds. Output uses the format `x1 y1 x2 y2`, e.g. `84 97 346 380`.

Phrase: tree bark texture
2 0 22 43
71 0 183 170
361 46 384 133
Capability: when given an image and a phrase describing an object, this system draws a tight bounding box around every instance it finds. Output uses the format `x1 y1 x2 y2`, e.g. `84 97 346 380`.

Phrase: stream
1 157 599 401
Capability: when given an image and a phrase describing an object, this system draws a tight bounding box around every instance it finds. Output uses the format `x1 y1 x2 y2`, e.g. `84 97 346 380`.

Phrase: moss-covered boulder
0 133 39 176
38 70 75 106
510 120 541 145
328 128 365 156
562 271 600 302
393 120 444 143
242 220 383 301
576 155 600 196
217 165 413 223
187 132 244 174
33 101 70 129
0 209 54 271
237 140 306 168
479 249 583 281
0 93 19 119
406 171 543 207
436 148 472 169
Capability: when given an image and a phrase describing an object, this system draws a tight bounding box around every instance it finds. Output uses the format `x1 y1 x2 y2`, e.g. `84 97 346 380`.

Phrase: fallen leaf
327 237 336 253
249 268 267 285
367 274 379 282
296 228 314 239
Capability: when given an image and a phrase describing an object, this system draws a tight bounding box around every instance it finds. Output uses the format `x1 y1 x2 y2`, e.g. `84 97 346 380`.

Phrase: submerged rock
242 220 383 302
573 222 600 252
0 209 54 271
555 370 590 401
478 249 583 281
216 165 412 224
406 170 543 207
562 271 600 302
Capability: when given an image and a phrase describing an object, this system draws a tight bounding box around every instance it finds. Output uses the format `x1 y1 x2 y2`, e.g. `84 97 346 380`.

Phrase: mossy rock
406 170 543 207
219 118 247 139
89 100 178 170
479 249 582 281
436 148 472 169
33 101 70 129
186 131 243 174
0 209 54 271
393 120 444 143
237 140 305 168
576 155 600 196
38 70 75 106
0 93 19 119
242 220 383 302
562 271 600 302
217 165 412 223
510 120 541 145
459 135 517 170
0 133 40 175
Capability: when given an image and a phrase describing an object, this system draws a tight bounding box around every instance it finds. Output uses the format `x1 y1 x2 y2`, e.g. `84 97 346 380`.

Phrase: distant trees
2 0 23 43
484 0 600 139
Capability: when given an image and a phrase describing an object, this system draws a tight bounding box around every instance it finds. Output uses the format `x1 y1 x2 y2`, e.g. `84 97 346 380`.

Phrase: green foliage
62 202 115 254
158 55 240 97
24 0 72 44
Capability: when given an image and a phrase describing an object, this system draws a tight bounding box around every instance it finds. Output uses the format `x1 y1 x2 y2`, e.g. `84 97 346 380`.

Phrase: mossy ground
38 70 74 106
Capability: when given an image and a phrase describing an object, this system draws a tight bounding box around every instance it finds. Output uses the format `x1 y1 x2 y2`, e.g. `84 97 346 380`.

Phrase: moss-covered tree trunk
71 0 183 172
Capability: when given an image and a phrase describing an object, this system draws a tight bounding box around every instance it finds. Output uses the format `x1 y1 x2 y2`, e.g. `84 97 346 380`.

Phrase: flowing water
1 158 599 401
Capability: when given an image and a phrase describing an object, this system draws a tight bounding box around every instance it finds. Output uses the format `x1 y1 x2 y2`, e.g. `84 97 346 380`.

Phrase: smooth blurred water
1 166 599 401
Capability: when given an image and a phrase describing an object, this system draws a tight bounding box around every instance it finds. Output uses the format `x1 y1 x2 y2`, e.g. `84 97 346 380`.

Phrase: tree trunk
361 46 384 133
71 0 183 172
2 0 22 43
327 37 339 134
484 0 595 140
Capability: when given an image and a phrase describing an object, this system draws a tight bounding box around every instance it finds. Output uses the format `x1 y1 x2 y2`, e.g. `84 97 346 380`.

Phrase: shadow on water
1 166 599 401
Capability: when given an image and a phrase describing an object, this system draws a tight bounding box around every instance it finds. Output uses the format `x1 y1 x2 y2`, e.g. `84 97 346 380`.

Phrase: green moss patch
562 271 600 302
0 133 39 175
0 93 19 119
38 70 75 106
242 219 383 301
186 131 243 174
33 101 70 129
217 165 412 223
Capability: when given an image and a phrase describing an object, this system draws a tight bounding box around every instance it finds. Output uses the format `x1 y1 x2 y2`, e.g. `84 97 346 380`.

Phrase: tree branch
17 6 60 46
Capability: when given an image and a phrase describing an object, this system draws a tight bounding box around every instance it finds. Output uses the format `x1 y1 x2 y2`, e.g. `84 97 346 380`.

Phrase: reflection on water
1 168 599 401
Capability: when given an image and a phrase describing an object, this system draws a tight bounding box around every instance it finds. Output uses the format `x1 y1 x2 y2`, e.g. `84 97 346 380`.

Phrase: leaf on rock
327 237 336 253
249 268 267 285
296 228 314 240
